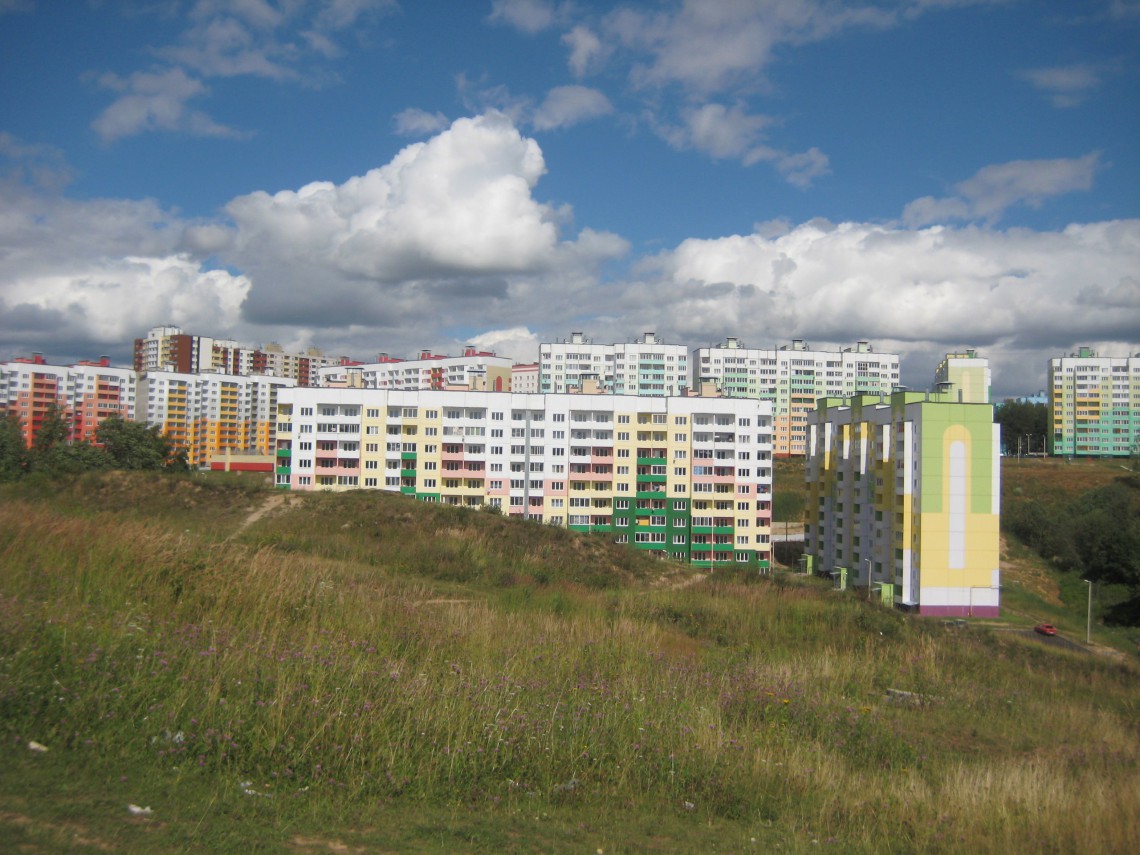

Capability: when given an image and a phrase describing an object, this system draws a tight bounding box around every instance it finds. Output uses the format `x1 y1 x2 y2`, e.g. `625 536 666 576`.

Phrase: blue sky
1 0 1138 398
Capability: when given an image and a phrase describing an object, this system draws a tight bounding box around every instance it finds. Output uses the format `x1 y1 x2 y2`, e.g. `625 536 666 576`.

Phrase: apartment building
0 354 136 446
138 371 295 468
510 363 539 393
539 332 690 396
1048 346 1140 457
693 338 900 456
804 390 1000 617
133 325 345 385
934 350 991 403
275 388 774 569
317 348 514 392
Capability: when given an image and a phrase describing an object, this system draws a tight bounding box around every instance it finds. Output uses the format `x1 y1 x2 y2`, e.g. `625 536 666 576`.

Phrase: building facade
510 363 539 393
1048 347 1140 457
317 348 514 392
934 350 991 404
133 325 345 385
539 332 690 396
274 388 774 568
804 391 1000 617
138 371 295 468
0 355 137 446
693 338 900 456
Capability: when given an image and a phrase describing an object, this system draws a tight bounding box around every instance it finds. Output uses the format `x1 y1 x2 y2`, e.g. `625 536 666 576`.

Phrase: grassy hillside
1 472 1138 853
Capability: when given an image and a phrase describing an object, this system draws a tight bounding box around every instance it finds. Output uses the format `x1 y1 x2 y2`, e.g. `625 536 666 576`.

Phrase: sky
1 0 1138 399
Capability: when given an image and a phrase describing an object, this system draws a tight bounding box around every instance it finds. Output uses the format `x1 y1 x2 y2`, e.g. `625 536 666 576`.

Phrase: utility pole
1084 579 1093 644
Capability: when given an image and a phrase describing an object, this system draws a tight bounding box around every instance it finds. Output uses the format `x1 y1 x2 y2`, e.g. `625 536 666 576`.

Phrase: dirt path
229 493 287 538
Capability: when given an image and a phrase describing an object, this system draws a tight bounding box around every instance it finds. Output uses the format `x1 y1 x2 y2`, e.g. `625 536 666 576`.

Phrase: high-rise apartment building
804 390 1000 616
0 354 136 447
133 325 345 385
1048 346 1140 457
138 371 294 468
539 332 690 396
934 350 991 404
275 388 773 569
317 347 514 392
693 338 900 456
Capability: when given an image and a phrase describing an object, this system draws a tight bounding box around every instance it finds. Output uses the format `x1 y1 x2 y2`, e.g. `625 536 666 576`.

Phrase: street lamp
1083 579 1093 644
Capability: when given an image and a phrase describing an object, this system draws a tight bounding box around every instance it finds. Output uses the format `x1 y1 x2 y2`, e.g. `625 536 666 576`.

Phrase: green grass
1 473 1139 853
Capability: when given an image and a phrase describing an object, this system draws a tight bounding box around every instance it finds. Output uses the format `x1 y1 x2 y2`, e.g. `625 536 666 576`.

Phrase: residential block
134 325 345 385
138 371 295 468
1048 346 1140 457
804 390 1000 616
693 338 900 456
317 347 514 392
539 332 690 395
0 354 136 446
275 388 774 569
934 350 991 404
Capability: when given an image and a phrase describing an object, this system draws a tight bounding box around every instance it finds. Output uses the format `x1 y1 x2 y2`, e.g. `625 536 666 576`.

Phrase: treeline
994 399 1048 455
1005 480 1140 624
0 406 186 481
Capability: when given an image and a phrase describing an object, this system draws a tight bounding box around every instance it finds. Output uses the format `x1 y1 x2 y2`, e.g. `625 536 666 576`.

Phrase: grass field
1 471 1138 853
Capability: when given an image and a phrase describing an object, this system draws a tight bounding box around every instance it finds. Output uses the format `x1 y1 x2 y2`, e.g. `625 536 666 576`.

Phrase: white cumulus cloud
902 153 1101 227
633 217 1140 396
563 25 608 77
223 112 627 330
394 107 450 136
533 86 613 131
1018 64 1102 108
654 103 830 186
488 0 559 33
91 68 246 143
1 254 249 351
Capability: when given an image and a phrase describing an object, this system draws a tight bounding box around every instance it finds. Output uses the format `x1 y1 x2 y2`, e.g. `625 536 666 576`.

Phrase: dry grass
1 473 1138 853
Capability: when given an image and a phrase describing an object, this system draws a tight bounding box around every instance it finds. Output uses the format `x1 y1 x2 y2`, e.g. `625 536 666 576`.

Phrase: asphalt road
1016 629 1089 654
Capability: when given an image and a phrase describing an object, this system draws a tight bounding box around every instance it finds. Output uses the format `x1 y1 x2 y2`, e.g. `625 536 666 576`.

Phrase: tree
96 415 184 471
994 400 1048 455
0 412 28 482
31 403 70 456
1071 484 1140 588
28 403 74 474
36 441 111 476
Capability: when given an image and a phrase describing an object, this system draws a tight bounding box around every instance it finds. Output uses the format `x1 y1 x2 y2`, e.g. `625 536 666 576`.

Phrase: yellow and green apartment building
1048 347 1140 457
275 388 775 569
804 391 1000 617
138 371 295 469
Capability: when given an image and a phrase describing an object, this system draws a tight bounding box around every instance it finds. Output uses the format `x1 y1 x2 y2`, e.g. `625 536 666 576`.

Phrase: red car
1034 623 1057 636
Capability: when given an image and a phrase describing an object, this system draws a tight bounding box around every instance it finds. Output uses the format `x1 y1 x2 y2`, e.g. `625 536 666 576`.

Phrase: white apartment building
511 363 540 393
693 338 900 456
275 388 774 569
539 332 690 396
317 349 514 392
1048 346 1140 457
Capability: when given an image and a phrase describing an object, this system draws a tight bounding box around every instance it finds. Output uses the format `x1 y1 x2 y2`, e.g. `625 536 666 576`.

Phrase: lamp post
1084 579 1093 644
